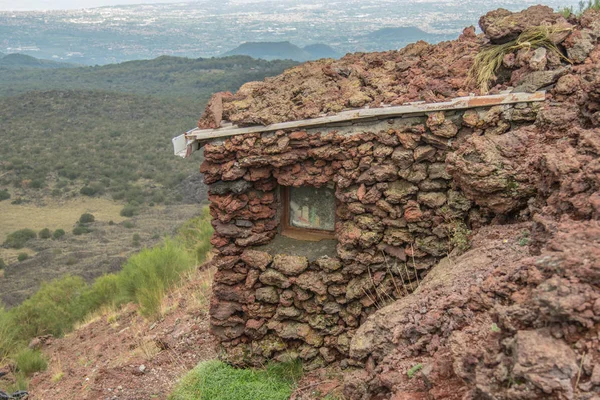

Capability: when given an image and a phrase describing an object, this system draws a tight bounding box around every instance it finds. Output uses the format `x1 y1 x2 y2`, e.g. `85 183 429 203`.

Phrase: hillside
223 42 339 62
0 55 298 97
365 26 447 47
0 55 296 304
0 53 77 69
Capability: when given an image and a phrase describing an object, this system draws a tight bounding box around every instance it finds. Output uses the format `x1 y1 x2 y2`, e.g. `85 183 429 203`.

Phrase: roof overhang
173 90 546 158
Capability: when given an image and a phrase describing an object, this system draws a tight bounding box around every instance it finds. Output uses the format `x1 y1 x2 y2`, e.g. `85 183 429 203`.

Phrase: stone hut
173 90 545 369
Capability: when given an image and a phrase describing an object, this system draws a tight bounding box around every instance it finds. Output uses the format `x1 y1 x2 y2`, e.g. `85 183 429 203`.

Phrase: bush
52 229 66 240
17 253 29 262
177 206 214 264
0 308 18 361
0 189 10 201
14 348 47 376
80 274 120 311
38 228 52 239
118 239 193 318
169 360 302 400
79 213 95 224
4 229 37 249
11 275 89 338
123 221 135 229
72 225 91 236
0 258 6 270
120 203 139 217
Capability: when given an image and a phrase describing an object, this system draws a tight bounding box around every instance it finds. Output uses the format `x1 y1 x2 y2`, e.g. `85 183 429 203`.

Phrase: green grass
169 360 303 400
177 207 214 265
561 0 600 17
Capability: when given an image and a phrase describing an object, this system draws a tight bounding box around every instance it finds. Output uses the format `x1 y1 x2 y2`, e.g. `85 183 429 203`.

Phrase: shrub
72 225 91 236
132 233 141 247
80 274 120 311
0 258 6 270
14 348 47 376
11 275 89 338
118 239 193 318
79 213 95 224
169 360 302 400
0 189 10 201
0 308 18 362
177 206 214 264
123 221 135 229
17 253 29 262
4 229 37 249
38 228 52 239
120 203 139 217
52 229 66 240
79 183 104 197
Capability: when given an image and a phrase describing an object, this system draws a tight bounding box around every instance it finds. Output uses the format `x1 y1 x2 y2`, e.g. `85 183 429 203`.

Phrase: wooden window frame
281 186 337 241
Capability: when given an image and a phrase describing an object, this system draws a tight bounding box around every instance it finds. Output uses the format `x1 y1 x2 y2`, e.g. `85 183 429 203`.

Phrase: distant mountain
224 41 340 62
0 53 78 69
366 27 448 46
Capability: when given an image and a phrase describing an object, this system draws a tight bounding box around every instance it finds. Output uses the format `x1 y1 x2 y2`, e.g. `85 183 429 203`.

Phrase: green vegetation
491 323 502 333
169 360 303 400
52 228 66 240
469 25 573 92
14 348 48 376
17 253 29 262
177 207 215 264
0 207 213 375
0 56 296 208
0 189 9 201
120 203 140 218
79 213 95 224
0 258 6 270
38 228 52 239
407 363 424 378
4 228 37 249
72 225 91 235
561 0 600 17
119 239 194 317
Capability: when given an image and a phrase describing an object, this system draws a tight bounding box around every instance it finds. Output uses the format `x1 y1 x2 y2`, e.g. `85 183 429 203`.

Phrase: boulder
479 6 572 44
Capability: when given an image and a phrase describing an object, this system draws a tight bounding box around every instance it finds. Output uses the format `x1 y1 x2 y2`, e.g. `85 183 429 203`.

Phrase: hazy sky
0 0 192 11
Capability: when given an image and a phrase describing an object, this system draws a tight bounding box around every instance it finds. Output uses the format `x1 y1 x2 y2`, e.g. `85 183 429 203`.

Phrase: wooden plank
184 91 545 142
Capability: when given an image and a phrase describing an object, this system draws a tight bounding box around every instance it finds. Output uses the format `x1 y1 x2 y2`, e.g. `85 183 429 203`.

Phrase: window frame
280 186 337 241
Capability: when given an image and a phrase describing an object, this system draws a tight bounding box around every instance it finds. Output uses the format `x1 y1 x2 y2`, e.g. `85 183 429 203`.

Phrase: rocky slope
339 6 600 400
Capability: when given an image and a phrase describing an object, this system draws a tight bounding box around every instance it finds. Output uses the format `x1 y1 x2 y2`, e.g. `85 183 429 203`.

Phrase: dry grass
469 25 573 92
0 197 126 240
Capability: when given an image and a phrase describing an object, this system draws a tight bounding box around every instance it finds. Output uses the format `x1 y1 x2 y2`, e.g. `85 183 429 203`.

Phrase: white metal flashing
174 91 545 158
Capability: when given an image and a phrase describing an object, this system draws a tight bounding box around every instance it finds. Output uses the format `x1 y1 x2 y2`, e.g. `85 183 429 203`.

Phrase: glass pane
289 186 335 231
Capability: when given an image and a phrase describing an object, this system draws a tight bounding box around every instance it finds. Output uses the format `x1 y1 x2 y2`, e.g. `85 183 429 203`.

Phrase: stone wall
200 101 540 369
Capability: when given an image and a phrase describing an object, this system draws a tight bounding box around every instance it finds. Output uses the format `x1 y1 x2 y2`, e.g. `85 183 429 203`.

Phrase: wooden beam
184 91 545 143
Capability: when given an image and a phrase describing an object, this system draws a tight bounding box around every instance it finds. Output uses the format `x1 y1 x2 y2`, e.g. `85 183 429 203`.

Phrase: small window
282 185 336 240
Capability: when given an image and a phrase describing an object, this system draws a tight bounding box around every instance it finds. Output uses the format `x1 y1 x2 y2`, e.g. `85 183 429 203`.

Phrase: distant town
0 0 581 65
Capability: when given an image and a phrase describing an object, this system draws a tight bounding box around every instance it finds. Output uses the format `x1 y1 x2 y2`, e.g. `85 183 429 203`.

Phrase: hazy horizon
0 0 198 11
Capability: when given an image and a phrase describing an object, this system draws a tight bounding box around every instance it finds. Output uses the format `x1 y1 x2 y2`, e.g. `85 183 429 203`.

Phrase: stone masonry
200 101 541 369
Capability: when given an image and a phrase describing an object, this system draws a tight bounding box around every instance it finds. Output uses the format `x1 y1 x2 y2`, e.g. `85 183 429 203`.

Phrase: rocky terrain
198 4 600 399
16 5 600 400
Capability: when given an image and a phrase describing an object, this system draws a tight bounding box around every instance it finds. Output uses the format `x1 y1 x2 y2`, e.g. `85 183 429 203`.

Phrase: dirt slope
22 268 216 400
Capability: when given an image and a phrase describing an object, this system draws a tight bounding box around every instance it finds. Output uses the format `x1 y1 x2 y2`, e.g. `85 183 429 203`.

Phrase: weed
169 360 303 400
4 228 37 249
407 363 424 378
517 230 530 246
491 323 501 333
